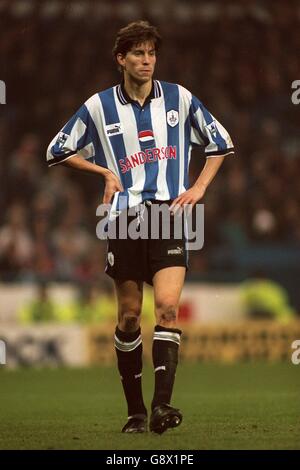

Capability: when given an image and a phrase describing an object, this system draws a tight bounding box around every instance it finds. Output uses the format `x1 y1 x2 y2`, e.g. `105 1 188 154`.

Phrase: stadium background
0 0 300 450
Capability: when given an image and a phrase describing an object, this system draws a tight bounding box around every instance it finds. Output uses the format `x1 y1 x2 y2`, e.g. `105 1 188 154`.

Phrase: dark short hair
112 20 162 64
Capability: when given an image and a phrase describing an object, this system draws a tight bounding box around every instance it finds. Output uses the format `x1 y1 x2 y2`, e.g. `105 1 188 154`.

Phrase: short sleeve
190 95 234 157
46 103 95 167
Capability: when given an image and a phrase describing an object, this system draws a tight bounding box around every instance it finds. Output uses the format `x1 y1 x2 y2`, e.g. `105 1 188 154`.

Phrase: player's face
117 41 156 84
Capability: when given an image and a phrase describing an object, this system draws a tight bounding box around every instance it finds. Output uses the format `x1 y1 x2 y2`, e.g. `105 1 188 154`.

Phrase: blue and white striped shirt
47 80 234 213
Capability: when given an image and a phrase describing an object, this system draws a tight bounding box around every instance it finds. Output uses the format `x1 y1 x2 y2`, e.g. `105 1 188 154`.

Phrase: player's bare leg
115 279 143 332
153 266 185 328
150 266 186 433
114 279 148 432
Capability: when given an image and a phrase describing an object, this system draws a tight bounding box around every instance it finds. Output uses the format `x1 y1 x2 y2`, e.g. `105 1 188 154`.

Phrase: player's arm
60 155 124 204
46 101 124 203
170 155 224 212
170 92 234 213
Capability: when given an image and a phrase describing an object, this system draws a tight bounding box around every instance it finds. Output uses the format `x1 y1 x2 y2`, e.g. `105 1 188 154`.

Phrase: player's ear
116 53 126 68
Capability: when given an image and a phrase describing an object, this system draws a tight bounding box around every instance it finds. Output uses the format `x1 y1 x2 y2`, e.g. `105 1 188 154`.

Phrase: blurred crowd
1 0 300 283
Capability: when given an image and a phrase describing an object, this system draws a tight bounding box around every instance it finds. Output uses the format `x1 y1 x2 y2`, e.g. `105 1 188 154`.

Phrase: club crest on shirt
167 110 179 127
106 123 124 136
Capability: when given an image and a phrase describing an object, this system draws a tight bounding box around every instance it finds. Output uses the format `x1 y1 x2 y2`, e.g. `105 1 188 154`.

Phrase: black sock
151 325 182 411
115 326 147 417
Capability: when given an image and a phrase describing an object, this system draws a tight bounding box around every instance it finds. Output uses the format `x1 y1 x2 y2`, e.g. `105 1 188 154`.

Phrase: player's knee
120 311 141 332
156 302 177 327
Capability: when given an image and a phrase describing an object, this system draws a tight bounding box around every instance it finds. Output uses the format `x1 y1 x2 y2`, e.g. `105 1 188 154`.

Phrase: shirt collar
117 80 162 105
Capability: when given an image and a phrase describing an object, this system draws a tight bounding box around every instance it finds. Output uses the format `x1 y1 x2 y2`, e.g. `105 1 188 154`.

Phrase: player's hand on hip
169 183 206 215
103 171 124 204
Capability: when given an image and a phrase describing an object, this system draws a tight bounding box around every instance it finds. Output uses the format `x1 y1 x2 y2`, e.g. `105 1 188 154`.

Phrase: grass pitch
0 363 299 450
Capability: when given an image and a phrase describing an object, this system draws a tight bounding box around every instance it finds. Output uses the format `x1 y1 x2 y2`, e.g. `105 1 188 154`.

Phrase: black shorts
105 200 188 285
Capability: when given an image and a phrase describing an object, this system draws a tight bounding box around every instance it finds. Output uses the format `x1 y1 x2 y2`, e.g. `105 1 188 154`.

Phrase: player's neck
123 76 152 107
